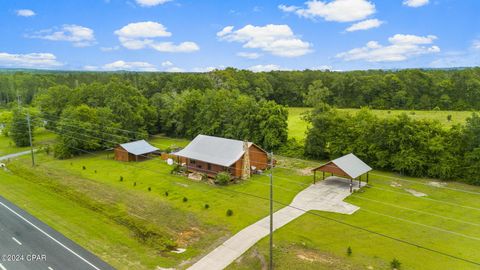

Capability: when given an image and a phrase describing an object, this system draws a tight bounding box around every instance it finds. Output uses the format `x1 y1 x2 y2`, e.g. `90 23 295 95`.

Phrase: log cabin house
172 135 269 179
114 140 159 162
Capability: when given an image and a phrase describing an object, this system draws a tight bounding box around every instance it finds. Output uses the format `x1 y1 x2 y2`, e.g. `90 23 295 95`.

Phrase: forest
1 67 480 110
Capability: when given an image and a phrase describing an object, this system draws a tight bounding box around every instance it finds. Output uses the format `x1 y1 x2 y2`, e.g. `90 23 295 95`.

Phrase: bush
148 187 151 192
165 191 169 196
390 258 401 269
171 164 186 175
347 246 352 256
94 170 97 173
204 204 210 209
277 138 304 158
215 172 231 185
133 182 137 187
226 209 233 216
82 166 86 170
183 197 188 202
447 114 452 121
120 176 123 182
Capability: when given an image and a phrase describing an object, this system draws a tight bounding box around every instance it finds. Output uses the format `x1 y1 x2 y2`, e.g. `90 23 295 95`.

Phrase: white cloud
403 0 429 8
337 34 440 62
217 24 312 57
279 0 376 22
473 40 480 50
237 52 262 59
135 0 172 7
248 64 285 72
0 52 62 68
100 46 120 52
28 25 96 47
87 60 158 71
114 21 199 53
346 19 383 32
161 60 174 67
16 9 35 17
166 67 185 72
311 65 333 70
192 66 218 72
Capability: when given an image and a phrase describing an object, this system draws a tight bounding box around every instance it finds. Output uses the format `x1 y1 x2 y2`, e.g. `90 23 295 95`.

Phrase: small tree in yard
447 114 452 122
347 246 352 256
215 172 231 185
226 209 233 216
390 258 401 269
10 108 33 147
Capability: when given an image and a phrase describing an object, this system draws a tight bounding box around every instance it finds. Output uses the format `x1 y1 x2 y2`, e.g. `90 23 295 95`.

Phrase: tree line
1 67 480 110
304 106 480 185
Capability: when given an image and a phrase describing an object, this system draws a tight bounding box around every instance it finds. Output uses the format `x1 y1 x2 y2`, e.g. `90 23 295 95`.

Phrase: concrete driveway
188 177 365 270
0 150 34 162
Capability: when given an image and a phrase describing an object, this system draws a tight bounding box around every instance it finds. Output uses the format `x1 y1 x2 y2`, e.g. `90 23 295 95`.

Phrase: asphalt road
0 195 115 270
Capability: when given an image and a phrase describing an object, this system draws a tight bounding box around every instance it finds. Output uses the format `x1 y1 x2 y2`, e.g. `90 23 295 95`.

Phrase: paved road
0 195 115 270
0 150 34 162
188 177 365 270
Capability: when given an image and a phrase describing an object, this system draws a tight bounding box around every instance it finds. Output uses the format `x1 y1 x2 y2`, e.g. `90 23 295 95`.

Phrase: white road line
0 201 101 270
12 237 22 245
0 263 6 270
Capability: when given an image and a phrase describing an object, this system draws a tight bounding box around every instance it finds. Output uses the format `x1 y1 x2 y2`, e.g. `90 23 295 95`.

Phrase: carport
312 153 372 192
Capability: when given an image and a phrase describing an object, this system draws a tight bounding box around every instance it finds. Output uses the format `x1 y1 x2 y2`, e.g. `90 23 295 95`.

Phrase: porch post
350 178 353 193
313 170 316 184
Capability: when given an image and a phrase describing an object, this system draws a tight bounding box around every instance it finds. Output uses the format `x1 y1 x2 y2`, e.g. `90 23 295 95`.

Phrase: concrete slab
187 177 363 270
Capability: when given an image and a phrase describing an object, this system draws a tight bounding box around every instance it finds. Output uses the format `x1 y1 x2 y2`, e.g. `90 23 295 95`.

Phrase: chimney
242 141 251 180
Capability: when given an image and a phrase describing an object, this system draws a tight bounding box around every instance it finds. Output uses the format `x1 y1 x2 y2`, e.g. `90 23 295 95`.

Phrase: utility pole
269 151 274 270
26 112 35 167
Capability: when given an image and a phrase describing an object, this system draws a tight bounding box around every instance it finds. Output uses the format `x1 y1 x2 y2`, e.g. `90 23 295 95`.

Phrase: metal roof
173 135 254 167
314 153 372 179
119 140 159 156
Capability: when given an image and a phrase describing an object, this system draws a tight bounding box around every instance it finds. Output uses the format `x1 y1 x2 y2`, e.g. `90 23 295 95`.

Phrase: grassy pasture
287 107 477 141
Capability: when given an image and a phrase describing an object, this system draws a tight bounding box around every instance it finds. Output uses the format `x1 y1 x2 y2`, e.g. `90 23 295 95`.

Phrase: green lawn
287 107 477 141
2 136 480 269
0 127 56 156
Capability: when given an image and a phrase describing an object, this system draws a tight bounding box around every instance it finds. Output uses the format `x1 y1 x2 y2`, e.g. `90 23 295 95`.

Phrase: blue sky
0 0 479 72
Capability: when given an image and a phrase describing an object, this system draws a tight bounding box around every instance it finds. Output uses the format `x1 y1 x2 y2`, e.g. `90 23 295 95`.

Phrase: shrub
447 114 452 121
148 187 151 192
120 176 123 182
165 191 169 196
201 173 208 181
82 166 86 170
183 197 188 202
133 182 137 187
94 170 97 174
277 138 304 158
226 209 233 216
347 246 352 256
171 164 186 175
215 172 231 185
390 258 401 269
204 204 210 209
410 111 416 115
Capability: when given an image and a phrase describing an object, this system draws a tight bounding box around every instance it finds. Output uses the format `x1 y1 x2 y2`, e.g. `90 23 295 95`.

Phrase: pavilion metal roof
314 153 372 179
173 135 254 167
119 140 159 156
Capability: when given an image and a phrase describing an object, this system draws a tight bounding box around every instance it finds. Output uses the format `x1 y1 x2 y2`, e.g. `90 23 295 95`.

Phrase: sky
0 0 479 72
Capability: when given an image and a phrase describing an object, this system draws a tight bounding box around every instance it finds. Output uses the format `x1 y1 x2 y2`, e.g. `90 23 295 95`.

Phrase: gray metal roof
119 140 159 156
173 135 254 167
331 153 372 179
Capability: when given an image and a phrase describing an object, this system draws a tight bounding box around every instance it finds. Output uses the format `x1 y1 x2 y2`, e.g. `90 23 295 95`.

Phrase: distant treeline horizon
1 67 479 111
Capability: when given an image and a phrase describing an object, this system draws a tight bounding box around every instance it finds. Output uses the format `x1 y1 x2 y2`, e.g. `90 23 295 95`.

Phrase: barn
114 140 159 162
172 134 269 179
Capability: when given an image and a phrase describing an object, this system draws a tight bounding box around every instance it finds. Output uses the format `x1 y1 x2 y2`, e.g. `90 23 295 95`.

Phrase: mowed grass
0 127 56 156
0 136 313 269
287 107 477 141
228 166 480 270
2 135 480 269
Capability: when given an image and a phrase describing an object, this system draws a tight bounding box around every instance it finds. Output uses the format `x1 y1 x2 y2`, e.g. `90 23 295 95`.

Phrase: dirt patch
297 167 315 176
428 181 447 188
176 227 204 247
405 188 427 197
296 250 335 265
390 181 402 188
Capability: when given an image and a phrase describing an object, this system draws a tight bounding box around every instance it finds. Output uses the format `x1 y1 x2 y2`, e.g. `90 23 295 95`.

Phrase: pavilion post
350 178 353 193
358 176 361 188
367 172 369 184
313 170 316 184
322 171 325 180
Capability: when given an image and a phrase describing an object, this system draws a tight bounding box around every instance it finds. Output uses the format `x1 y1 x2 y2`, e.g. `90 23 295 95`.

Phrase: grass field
287 107 477 141
1 136 479 269
0 127 56 156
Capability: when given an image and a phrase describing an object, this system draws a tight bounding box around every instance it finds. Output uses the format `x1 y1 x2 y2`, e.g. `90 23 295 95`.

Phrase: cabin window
207 164 212 171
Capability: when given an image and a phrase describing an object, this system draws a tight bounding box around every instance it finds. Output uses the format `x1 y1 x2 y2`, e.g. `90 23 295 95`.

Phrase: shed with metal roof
114 140 159 162
312 153 372 192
